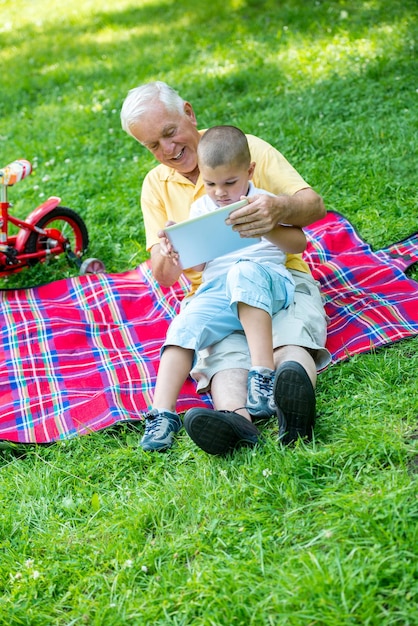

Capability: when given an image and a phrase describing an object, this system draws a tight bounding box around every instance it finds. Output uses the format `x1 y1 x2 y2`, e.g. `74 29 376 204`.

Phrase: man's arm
226 188 325 238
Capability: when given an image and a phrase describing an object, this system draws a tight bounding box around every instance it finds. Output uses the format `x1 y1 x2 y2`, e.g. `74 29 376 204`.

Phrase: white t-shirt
189 182 289 284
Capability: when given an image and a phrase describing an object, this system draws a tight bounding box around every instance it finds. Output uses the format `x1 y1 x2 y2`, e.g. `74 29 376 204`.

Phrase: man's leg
185 270 329 454
269 269 330 445
210 344 317 427
274 344 317 387
211 367 251 419
184 345 317 453
272 345 317 445
183 364 260 455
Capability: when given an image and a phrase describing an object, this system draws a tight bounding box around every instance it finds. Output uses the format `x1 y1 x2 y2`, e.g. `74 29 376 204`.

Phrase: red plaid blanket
1 211 417 444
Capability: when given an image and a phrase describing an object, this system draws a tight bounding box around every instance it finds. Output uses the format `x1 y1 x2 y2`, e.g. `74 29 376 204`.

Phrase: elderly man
120 81 330 454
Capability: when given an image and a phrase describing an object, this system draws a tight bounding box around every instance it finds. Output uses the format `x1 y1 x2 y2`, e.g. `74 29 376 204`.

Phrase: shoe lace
144 412 165 435
250 373 273 398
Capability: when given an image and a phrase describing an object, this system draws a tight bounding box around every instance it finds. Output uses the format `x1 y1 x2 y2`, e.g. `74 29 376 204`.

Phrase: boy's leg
152 345 194 412
238 304 274 370
140 346 193 452
228 260 291 420
166 276 244 353
238 303 276 419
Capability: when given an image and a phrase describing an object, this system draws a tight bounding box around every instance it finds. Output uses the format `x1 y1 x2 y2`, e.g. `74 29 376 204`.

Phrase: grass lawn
0 0 417 624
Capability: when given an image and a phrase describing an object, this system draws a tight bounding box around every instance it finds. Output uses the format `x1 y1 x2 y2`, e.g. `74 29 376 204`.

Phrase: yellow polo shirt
141 132 311 293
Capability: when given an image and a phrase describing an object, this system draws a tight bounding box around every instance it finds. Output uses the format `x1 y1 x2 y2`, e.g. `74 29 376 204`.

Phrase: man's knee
273 345 317 387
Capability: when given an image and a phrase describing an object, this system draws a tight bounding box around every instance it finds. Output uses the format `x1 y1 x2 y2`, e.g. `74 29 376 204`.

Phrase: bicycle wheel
25 206 89 264
79 257 106 275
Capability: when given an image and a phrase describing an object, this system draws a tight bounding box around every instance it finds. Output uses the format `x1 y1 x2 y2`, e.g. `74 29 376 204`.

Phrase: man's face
200 161 255 207
130 100 201 178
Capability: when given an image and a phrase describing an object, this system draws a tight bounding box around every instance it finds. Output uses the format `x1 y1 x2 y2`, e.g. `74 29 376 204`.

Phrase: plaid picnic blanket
1 211 417 444
305 211 418 361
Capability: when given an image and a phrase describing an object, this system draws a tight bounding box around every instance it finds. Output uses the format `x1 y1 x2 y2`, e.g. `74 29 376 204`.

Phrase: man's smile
172 148 185 161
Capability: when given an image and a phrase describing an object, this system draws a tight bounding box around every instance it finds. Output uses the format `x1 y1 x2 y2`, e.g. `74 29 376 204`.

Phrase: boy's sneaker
184 408 260 455
246 367 276 419
140 409 182 452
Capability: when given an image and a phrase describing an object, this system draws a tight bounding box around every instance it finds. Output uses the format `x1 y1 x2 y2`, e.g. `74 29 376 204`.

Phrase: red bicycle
0 159 104 276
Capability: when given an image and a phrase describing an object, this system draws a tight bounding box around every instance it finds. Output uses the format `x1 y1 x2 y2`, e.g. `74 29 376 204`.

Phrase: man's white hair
120 81 185 137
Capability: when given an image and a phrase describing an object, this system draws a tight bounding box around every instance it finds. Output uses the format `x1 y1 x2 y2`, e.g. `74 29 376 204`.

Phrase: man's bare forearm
278 188 326 228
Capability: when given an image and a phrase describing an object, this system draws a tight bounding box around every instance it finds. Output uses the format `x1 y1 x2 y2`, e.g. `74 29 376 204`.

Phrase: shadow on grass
1 0 416 114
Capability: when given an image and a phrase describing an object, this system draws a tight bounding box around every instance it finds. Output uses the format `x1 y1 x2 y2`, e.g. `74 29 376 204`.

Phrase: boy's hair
198 126 251 169
120 81 184 137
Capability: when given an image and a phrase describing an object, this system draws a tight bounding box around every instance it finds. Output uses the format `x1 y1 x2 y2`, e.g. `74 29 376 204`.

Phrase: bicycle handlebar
0 159 32 186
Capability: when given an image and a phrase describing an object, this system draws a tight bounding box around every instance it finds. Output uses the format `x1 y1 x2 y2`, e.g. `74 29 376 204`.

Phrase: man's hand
225 188 325 238
225 194 282 237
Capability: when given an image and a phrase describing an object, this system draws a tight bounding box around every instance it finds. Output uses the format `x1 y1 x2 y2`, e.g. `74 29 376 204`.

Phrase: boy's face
200 161 255 207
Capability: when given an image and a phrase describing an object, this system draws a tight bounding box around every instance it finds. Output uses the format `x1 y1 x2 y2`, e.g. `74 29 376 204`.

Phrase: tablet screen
164 199 260 268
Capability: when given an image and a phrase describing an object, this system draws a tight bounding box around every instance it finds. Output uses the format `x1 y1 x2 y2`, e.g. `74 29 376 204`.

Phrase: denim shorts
164 259 294 357
191 269 331 392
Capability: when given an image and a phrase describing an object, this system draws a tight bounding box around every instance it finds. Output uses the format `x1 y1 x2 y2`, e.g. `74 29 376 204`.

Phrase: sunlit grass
0 0 417 624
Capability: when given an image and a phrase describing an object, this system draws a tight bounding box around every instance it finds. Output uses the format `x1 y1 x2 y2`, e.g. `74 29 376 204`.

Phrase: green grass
1 0 417 624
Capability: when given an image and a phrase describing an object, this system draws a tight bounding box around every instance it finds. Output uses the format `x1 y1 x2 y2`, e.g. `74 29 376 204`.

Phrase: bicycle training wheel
79 257 106 275
25 206 89 264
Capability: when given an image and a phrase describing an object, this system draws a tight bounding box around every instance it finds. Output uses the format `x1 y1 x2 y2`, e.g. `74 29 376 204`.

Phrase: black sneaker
273 361 316 445
184 408 260 455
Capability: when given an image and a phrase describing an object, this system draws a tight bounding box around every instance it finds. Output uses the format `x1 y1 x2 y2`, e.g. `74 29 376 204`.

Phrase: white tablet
164 199 260 269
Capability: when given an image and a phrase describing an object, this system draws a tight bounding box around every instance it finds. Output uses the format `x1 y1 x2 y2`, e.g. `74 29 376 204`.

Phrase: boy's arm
263 224 307 254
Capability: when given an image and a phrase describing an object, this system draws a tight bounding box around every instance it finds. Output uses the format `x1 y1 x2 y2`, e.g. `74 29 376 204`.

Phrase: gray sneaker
140 409 182 451
246 368 275 419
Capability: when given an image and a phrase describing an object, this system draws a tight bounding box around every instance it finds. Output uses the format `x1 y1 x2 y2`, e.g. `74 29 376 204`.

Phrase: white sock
250 366 274 376
152 407 177 415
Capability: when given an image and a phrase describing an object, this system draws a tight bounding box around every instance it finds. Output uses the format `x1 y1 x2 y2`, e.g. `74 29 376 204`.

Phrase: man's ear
184 101 197 125
248 161 256 180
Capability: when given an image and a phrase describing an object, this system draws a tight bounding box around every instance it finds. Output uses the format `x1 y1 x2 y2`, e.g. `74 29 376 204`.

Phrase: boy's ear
248 161 256 179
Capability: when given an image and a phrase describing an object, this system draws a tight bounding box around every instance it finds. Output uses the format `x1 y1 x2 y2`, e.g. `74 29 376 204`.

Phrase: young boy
141 125 306 451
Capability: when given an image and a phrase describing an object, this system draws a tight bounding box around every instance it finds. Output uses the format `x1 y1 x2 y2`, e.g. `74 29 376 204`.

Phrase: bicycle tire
24 206 89 265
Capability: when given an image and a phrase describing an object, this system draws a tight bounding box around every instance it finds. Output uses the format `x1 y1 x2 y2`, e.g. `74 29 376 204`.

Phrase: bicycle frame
0 159 103 277
14 197 63 251
0 183 63 262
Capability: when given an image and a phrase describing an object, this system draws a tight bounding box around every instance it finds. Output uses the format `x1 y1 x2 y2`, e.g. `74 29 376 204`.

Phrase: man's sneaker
184 408 260 456
246 367 276 419
140 409 182 452
273 361 316 445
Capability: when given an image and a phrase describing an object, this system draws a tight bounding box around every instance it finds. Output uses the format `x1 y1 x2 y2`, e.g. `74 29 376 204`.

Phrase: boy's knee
226 259 258 288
